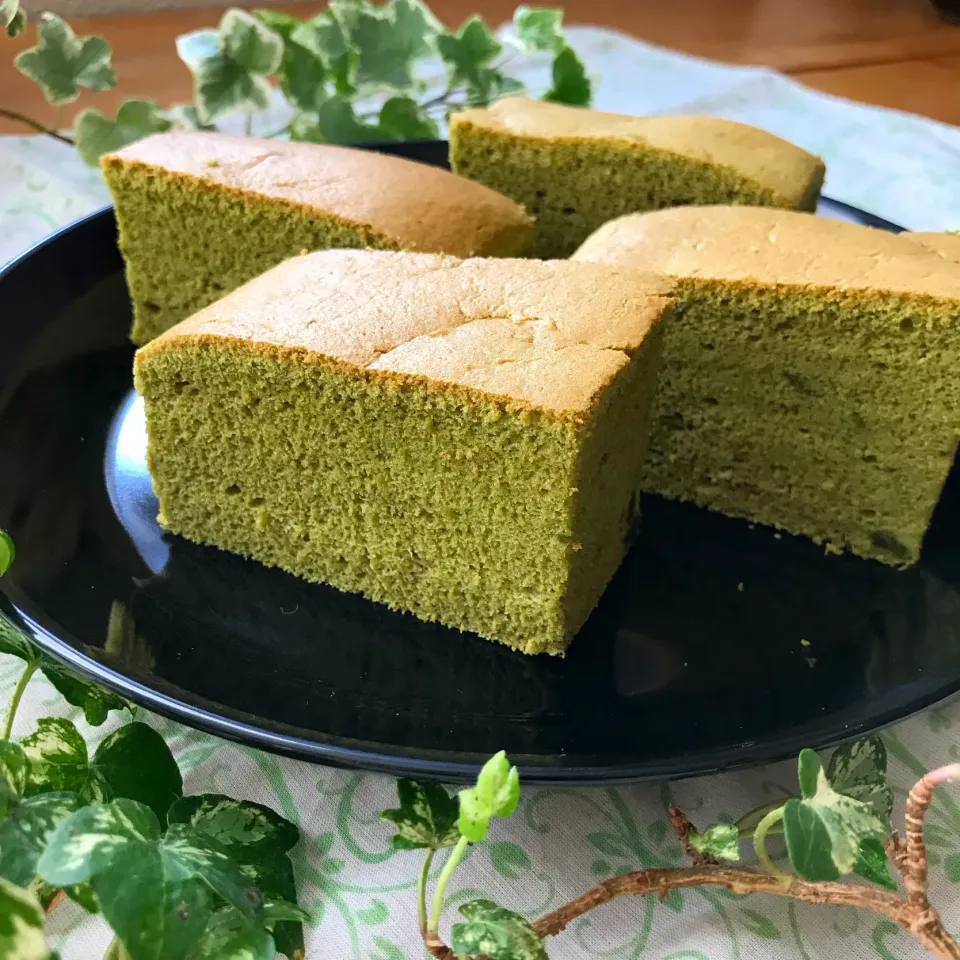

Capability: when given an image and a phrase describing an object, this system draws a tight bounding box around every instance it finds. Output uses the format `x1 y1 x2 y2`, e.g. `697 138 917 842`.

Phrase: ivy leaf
293 95 383 144
381 778 459 851
21 719 96 797
293 12 357 96
0 878 56 960
2 0 25 39
177 10 281 124
274 35 327 113
0 740 29 814
543 45 591 106
351 5 416 90
186 907 274 960
169 796 301 959
451 899 547 960
39 799 262 959
513 7 565 53
168 103 217 132
251 9 301 39
783 749 888 882
826 736 894 824
14 13 116 106
91 722 183 822
0 529 14 576
389 0 442 57
379 96 439 140
73 99 172 166
38 661 128 726
436 16 502 102
0 616 35 663
458 751 520 843
167 795 299 857
0 791 83 887
854 836 897 891
688 823 741 862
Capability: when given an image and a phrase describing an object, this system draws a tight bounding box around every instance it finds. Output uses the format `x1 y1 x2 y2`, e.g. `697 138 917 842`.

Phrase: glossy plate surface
2 141 957 784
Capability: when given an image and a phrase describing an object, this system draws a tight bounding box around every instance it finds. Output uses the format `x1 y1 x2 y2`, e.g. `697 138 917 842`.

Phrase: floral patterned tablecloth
3 25 960 960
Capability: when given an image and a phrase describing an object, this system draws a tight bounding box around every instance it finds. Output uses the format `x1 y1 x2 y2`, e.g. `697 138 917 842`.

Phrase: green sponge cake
134 250 674 655
449 97 825 258
574 206 960 566
103 132 534 345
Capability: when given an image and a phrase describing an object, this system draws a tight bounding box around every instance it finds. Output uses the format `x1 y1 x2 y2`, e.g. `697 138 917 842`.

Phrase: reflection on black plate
1 141 956 785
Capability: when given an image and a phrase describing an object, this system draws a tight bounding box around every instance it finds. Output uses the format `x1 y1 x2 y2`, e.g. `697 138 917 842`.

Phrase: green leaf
293 12 357 96
782 753 889 883
294 95 383 144
689 823 741 862
91 722 183 822
38 662 128 727
381 778 459 851
451 900 547 960
854 836 897 891
0 617 36 663
489 842 531 879
543 45 591 106
275 36 327 113
220 9 283 74
379 96 439 140
14 13 116 106
167 795 298 857
21 719 94 797
827 737 894 824
0 791 83 887
436 16 502 101
168 103 217 132
0 878 56 960
73 99 172 166
237 852 301 960
458 752 520 843
39 799 262 960
0 740 29 812
347 0 439 91
513 7 565 53
0 529 14 575
186 907 274 960
251 9 301 39
1 0 25 39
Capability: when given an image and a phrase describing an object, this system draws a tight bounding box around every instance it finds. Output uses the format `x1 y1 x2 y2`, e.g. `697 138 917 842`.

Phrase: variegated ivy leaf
292 11 358 96
177 10 282 124
73 99 172 166
0 615 35 663
169 796 301 958
381 778 459 851
167 795 299 857
21 720 181 822
186 907 274 960
292 96 383 143
1 0 25 39
854 836 897 891
39 799 263 960
40 661 128 727
451 899 547 960
0 740 29 816
544 44 591 106
512 6 565 53
14 13 116 106
826 736 894 823
0 528 14 576
782 749 888 883
458 751 520 843
0 877 57 960
379 96 439 140
0 791 83 888
436 17 503 103
349 0 440 90
688 823 740 862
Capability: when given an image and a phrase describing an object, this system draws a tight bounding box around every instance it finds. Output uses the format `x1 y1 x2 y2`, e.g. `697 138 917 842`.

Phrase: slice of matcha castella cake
574 206 960 567
134 250 674 655
449 97 825 258
102 132 534 345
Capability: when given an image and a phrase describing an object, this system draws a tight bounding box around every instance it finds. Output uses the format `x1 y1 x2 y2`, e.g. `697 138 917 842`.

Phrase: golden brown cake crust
106 132 533 257
136 249 674 417
902 231 960 265
452 97 825 209
573 206 960 301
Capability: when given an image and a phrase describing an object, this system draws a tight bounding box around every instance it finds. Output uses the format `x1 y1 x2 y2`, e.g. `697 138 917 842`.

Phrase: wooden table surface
1 0 958 134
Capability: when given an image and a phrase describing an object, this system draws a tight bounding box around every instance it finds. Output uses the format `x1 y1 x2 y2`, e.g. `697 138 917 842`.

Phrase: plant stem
0 107 74 145
427 835 469 934
736 797 791 836
417 848 435 934
2 660 37 739
245 113 253 136
752 806 791 883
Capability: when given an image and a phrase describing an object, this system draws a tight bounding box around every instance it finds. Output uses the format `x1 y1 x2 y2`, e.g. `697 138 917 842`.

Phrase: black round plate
2 141 955 786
